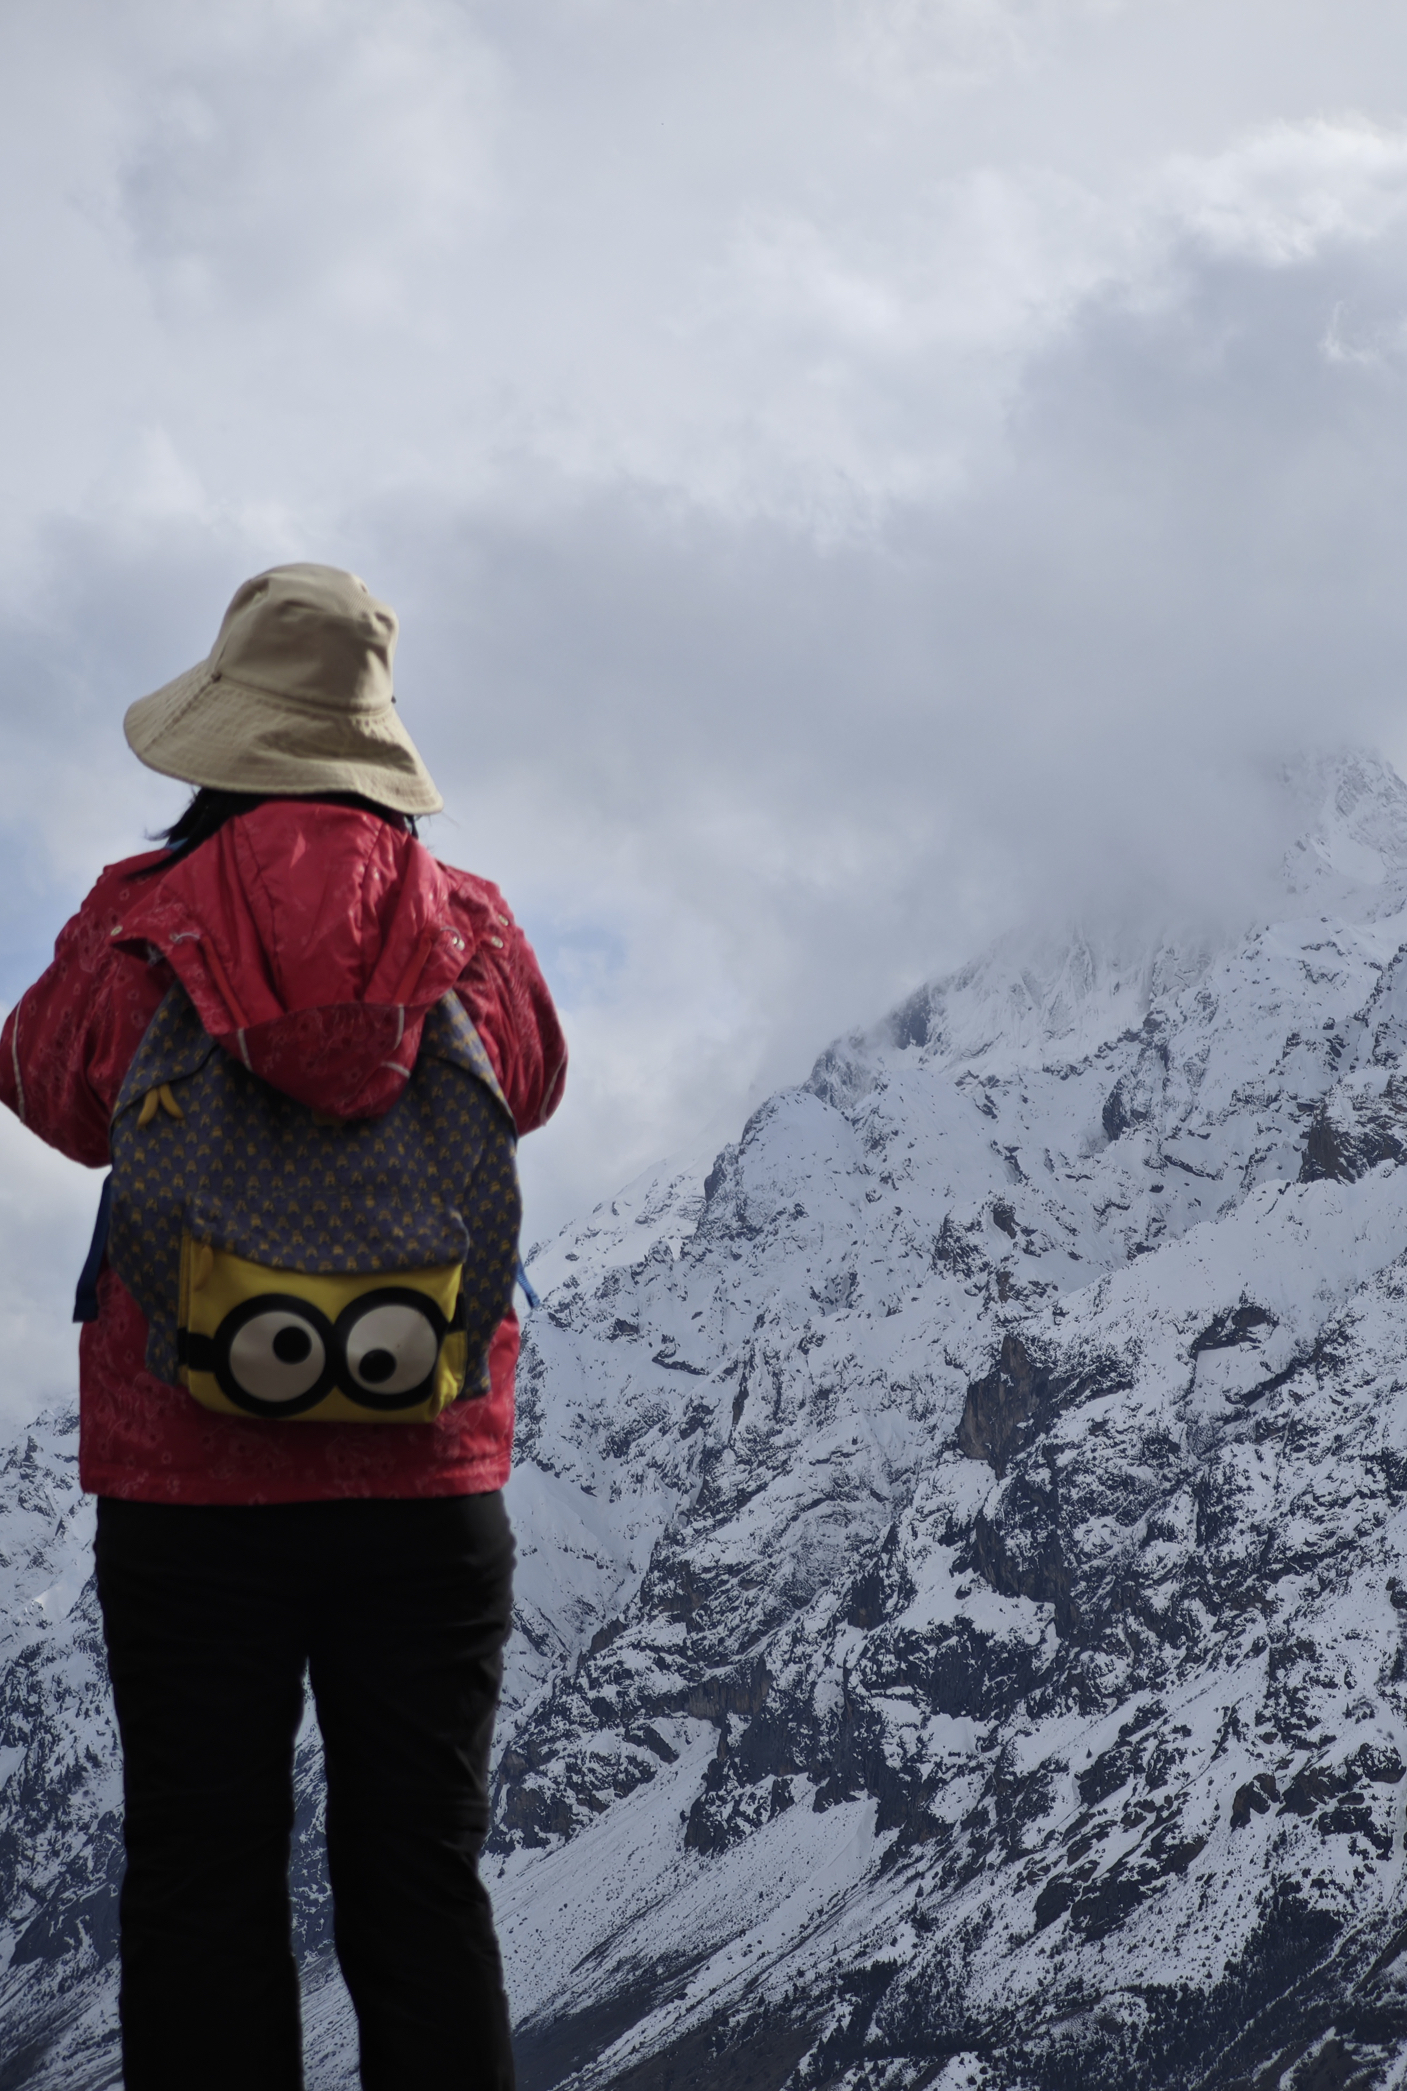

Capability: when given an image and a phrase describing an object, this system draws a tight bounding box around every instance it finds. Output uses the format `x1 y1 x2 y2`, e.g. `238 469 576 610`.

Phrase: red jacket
0 802 566 1504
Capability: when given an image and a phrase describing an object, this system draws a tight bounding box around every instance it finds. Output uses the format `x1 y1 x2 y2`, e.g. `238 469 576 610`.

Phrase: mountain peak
1280 745 1407 895
811 746 1407 1114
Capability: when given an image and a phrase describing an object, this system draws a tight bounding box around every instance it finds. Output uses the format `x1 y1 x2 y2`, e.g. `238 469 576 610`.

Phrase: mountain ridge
8 748 1407 2087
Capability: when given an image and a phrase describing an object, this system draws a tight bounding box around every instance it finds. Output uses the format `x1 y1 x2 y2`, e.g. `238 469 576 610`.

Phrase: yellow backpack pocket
177 1236 469 1423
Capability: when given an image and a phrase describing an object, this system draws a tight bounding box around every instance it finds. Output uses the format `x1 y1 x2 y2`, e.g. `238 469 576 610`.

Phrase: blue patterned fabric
109 987 521 1401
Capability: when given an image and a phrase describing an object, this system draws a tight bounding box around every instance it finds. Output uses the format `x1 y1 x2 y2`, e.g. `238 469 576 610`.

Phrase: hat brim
124 662 445 817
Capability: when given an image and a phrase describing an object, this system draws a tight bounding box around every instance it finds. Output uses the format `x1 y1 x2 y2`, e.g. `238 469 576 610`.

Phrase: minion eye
341 1294 443 1403
215 1298 333 1415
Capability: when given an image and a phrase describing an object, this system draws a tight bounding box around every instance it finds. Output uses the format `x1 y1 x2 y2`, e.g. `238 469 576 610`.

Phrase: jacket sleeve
0 862 171 1167
453 895 567 1136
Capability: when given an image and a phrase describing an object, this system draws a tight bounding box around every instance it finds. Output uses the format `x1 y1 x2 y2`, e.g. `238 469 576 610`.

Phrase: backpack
93 983 521 1423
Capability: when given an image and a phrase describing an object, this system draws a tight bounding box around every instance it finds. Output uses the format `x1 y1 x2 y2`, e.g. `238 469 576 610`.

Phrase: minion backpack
80 984 521 1423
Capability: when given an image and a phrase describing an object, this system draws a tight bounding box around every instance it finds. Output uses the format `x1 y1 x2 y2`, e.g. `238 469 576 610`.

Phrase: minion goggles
176 1238 471 1423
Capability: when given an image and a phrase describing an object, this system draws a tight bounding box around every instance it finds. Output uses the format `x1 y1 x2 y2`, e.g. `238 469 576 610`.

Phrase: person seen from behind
0 564 566 2089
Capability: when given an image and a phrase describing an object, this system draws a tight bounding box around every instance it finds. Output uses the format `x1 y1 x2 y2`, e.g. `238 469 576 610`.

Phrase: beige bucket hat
124 563 444 816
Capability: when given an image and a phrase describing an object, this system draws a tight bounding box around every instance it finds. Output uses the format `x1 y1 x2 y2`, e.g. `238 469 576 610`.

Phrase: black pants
94 1491 516 2091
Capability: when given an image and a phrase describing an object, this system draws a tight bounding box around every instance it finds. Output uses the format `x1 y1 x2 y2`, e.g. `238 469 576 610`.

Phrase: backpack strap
73 1172 113 1324
421 993 516 1127
113 983 220 1119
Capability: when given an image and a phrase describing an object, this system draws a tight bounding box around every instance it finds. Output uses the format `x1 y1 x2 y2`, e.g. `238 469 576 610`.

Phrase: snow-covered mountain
10 750 1407 2088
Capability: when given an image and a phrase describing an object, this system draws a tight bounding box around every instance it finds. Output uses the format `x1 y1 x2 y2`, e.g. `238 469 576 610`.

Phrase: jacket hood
113 802 485 1118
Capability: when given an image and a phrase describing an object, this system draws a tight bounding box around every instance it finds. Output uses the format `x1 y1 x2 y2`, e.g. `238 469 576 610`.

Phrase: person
0 564 566 2090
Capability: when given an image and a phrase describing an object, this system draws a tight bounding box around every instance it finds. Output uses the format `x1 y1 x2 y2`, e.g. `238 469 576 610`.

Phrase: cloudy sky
4 0 1407 1420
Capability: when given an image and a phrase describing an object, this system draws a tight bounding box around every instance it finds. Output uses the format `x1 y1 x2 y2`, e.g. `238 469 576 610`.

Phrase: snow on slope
9 751 1407 2087
493 748 1407 2090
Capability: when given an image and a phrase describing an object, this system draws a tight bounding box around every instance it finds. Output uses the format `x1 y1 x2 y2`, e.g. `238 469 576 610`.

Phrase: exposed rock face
12 752 1407 2088
957 1334 1061 1478
1300 1069 1407 1184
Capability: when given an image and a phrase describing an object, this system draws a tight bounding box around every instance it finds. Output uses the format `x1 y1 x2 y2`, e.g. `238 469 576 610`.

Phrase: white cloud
6 2 1407 1395
834 0 1128 91
1159 117 1407 266
0 1098 101 1433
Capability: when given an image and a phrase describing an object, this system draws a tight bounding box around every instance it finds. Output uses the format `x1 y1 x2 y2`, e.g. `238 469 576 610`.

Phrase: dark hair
139 788 418 874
